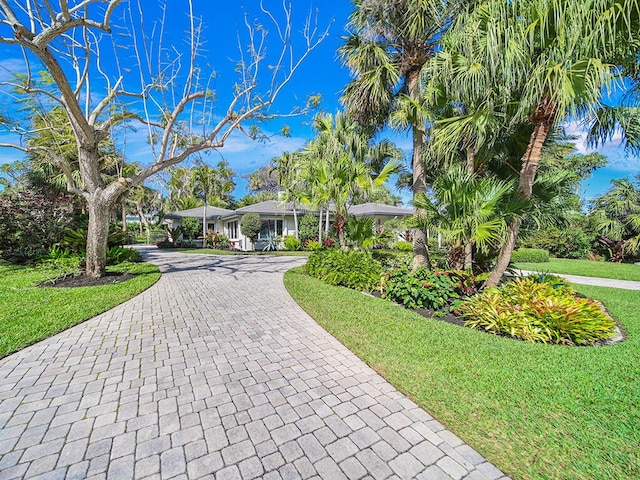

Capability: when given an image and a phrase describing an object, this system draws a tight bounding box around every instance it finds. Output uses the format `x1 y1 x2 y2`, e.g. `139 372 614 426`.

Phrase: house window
227 220 238 239
259 219 283 239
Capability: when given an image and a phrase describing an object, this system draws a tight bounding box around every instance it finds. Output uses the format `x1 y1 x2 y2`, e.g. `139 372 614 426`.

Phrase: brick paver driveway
0 248 508 480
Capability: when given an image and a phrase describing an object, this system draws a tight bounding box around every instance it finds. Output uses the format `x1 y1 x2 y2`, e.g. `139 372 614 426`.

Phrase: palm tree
436 0 640 286
302 112 402 248
339 0 465 269
591 176 640 257
412 166 513 270
272 152 304 239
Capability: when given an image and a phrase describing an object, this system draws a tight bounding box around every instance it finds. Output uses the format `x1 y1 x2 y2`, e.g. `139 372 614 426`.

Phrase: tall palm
339 0 466 269
412 166 513 270
439 0 640 286
302 112 402 248
272 152 304 239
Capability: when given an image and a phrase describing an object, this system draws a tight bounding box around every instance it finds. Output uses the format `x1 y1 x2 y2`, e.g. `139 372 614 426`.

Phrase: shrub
61 224 128 253
240 213 261 246
181 217 201 240
461 277 616 345
305 240 322 252
284 235 302 251
380 266 459 310
0 186 77 263
521 225 595 259
394 240 413 252
511 248 549 263
371 250 412 269
304 249 382 291
299 214 319 243
206 231 230 249
107 246 142 265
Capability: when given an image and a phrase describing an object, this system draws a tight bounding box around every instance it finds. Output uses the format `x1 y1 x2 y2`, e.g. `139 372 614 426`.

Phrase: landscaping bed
285 268 640 480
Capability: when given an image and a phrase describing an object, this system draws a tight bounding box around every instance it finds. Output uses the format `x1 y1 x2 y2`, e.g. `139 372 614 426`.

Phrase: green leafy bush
380 266 459 310
240 213 261 245
304 249 382 291
305 240 322 251
107 246 142 265
371 250 412 269
0 187 77 263
61 224 128 253
521 225 595 259
299 214 319 243
206 232 230 249
461 277 616 345
511 248 550 263
181 217 202 240
284 235 302 251
394 240 414 252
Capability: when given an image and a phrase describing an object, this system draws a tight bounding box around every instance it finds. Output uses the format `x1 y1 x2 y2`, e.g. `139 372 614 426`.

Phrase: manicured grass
0 261 160 359
285 268 640 480
174 248 310 257
515 258 640 281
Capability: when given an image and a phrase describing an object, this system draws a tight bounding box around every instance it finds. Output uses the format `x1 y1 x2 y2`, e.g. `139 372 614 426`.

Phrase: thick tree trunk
407 69 431 271
86 195 111 278
485 110 552 287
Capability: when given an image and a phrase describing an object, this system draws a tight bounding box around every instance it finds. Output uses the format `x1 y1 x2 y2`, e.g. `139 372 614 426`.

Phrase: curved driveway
0 248 508 480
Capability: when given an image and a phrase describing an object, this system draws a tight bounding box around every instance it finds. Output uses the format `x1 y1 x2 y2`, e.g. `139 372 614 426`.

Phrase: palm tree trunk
485 112 552 287
318 207 323 242
293 207 299 240
325 209 330 238
408 69 431 270
464 148 475 270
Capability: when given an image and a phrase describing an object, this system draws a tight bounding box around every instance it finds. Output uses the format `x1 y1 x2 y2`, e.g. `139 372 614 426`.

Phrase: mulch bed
368 290 468 327
40 272 136 288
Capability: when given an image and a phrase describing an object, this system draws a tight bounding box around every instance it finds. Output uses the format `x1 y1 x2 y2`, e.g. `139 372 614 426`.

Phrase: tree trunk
136 201 151 239
293 207 299 240
202 202 207 247
463 148 476 270
86 195 111 278
121 199 127 231
325 209 330 238
318 207 323 242
407 69 431 270
485 110 552 287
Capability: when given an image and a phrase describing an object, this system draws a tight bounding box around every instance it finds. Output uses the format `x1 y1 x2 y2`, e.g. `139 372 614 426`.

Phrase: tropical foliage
461 276 616 345
304 249 382 291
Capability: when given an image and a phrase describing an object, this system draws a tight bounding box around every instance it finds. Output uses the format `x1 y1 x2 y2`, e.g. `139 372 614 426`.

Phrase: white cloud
563 120 639 172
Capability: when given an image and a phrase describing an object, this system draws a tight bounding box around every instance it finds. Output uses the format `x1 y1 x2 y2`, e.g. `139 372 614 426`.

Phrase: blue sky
0 0 637 203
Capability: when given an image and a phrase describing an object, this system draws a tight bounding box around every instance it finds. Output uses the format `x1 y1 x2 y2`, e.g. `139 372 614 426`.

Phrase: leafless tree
0 0 328 276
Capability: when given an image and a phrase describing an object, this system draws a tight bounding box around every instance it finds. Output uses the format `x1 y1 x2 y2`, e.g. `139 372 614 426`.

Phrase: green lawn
515 258 640 281
285 268 640 480
175 248 310 257
0 261 160 359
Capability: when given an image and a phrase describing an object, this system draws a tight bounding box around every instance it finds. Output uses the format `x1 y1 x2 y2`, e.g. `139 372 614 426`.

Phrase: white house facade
163 200 412 251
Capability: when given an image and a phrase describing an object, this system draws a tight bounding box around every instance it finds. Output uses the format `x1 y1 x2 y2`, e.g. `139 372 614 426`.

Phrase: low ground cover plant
304 249 382 291
461 276 616 345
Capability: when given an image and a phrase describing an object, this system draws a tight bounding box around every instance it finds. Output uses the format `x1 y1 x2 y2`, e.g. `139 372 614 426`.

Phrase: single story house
163 200 412 251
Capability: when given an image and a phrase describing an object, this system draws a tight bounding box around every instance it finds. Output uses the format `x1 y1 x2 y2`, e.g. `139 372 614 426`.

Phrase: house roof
163 201 412 222
164 206 235 220
227 200 306 217
347 203 413 217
